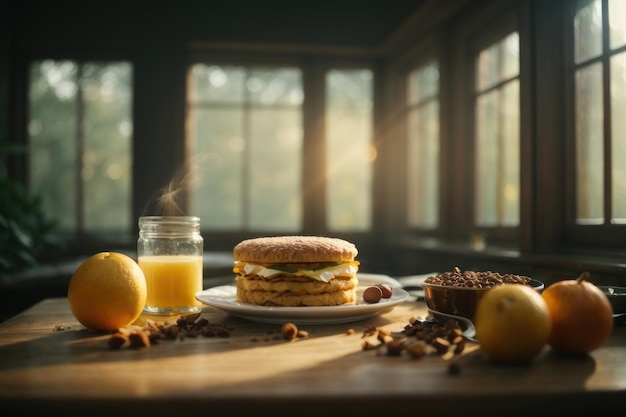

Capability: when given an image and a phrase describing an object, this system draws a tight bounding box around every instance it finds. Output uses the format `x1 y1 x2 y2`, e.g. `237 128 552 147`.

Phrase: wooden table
0 297 624 417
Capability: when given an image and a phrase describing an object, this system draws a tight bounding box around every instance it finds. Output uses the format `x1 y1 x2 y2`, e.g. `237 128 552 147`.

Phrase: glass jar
137 216 203 315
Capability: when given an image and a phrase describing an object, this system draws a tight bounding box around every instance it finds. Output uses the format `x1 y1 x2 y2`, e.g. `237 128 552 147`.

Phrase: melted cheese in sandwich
235 261 359 283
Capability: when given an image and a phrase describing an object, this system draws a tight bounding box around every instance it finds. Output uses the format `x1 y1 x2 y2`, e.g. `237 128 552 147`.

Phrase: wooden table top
1 297 625 417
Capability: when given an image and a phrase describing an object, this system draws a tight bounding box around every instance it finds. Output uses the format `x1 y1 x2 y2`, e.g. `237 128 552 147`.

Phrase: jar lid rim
138 216 201 224
139 216 200 219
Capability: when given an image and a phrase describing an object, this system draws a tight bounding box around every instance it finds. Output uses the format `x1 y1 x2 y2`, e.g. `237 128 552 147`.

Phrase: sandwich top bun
234 235 357 264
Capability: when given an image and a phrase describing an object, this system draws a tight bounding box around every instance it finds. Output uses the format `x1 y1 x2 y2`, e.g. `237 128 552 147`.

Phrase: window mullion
496 43 506 225
242 68 251 229
76 63 85 233
601 0 612 223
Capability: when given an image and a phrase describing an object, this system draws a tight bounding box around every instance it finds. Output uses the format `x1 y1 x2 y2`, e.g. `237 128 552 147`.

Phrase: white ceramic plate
395 272 439 300
195 274 409 325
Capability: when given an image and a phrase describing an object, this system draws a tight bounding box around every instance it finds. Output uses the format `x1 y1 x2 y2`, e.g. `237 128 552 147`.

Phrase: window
28 60 133 235
187 63 374 234
187 64 303 231
406 61 439 229
325 69 373 231
572 0 626 225
474 32 520 228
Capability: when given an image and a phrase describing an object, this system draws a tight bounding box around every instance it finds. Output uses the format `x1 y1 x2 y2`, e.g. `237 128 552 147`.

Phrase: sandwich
233 235 360 307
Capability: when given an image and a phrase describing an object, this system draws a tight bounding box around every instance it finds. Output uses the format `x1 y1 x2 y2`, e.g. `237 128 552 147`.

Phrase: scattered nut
106 313 234 350
454 339 466 354
405 341 428 358
362 340 379 350
108 332 129 349
377 328 391 337
431 337 451 354
377 332 394 344
128 330 151 348
376 283 393 298
385 337 407 356
360 317 468 359
362 326 378 338
282 322 299 340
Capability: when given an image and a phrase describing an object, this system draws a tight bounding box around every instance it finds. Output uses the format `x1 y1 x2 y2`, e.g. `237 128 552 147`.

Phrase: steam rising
141 154 206 217
155 180 185 216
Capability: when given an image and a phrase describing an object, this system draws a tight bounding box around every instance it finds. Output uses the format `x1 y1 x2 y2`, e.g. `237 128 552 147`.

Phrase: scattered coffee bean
107 313 234 349
360 317 467 360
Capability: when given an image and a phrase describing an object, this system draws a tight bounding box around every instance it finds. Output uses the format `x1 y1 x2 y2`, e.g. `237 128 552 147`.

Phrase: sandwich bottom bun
233 236 359 307
236 277 358 306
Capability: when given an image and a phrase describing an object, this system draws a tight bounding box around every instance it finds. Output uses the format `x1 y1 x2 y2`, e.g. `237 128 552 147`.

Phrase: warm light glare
369 145 378 162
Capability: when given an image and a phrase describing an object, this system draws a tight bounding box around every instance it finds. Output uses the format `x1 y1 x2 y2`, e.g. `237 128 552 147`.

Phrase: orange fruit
541 272 613 356
474 284 551 364
68 252 147 332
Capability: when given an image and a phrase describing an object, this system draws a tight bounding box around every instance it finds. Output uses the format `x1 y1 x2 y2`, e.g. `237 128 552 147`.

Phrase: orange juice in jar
138 216 204 315
139 255 203 313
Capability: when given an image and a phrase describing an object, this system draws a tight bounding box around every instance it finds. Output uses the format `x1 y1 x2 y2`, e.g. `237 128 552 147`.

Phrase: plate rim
195 280 409 324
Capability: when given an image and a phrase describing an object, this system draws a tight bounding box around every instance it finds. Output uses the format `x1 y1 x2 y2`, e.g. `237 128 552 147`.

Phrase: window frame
185 50 383 246
383 38 440 237
461 10 524 248
26 59 135 236
389 3 528 251
185 63 305 232
563 0 626 251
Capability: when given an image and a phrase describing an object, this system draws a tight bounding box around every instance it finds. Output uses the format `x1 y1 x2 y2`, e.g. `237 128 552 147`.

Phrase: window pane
500 81 520 226
407 64 439 105
475 92 499 226
249 108 302 230
82 63 133 233
406 62 439 229
575 0 602 63
188 64 303 231
474 34 520 227
326 69 373 231
189 108 244 229
474 85 520 226
476 32 520 91
189 65 245 103
407 100 439 228
28 60 78 230
28 60 132 234
611 51 626 222
575 63 604 224
247 68 303 106
609 0 626 50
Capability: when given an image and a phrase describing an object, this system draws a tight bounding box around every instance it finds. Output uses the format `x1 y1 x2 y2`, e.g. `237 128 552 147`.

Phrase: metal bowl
597 285 626 316
422 279 545 321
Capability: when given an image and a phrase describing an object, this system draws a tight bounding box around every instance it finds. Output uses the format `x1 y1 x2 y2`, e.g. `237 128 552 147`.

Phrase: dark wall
9 0 424 52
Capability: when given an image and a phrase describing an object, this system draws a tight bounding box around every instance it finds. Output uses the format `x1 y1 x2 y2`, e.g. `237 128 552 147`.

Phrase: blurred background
2 0 626 320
